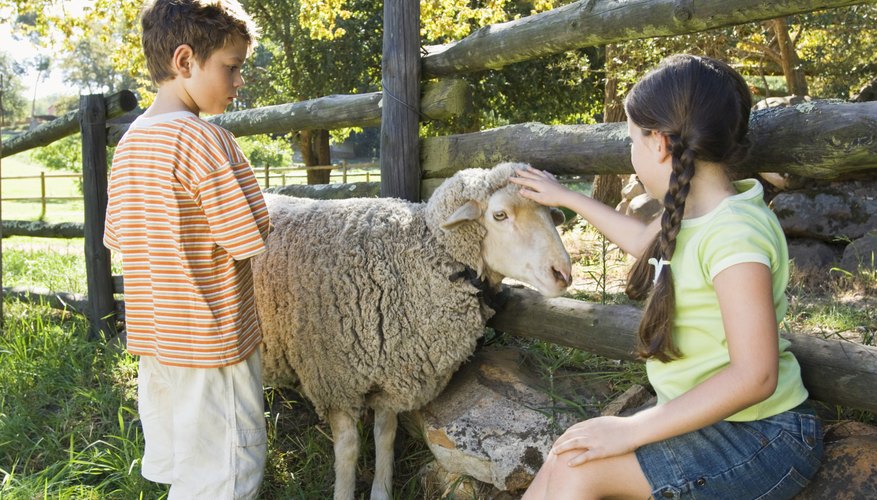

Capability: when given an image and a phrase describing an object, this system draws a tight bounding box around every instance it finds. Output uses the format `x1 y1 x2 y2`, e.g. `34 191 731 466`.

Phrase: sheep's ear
550 207 565 226
441 200 482 230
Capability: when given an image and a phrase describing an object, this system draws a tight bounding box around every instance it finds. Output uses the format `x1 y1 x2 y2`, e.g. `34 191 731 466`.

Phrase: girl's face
627 118 670 199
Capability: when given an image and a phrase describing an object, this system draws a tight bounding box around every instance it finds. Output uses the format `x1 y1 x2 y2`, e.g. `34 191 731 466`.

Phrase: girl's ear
172 44 195 78
653 131 672 163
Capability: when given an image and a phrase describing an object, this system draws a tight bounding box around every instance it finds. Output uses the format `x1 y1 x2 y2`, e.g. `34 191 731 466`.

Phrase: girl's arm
551 262 781 465
510 167 660 258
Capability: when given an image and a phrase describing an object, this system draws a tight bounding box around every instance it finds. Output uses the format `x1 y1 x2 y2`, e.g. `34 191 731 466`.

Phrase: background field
1 153 84 224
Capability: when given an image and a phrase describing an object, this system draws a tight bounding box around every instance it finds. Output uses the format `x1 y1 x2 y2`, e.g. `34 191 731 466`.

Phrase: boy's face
181 36 248 115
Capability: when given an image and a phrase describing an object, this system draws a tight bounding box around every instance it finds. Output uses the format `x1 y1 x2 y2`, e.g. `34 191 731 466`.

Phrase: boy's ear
172 44 195 78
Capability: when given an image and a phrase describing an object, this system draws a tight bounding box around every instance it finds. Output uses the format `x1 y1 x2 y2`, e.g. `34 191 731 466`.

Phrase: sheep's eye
493 211 508 221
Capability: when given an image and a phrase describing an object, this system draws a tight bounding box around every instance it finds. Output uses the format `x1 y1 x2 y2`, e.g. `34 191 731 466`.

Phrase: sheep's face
442 187 572 297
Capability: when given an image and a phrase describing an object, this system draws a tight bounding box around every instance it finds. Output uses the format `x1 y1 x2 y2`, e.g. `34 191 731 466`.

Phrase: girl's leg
523 450 651 500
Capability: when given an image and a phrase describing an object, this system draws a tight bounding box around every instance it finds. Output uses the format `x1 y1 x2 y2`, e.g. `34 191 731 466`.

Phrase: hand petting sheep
252 162 572 500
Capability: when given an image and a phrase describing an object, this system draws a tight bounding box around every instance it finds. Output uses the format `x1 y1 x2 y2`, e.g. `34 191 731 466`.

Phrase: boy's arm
103 193 121 252
196 160 270 260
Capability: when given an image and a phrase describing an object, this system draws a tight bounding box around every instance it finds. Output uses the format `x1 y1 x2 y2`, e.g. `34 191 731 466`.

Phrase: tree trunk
299 129 331 185
591 44 626 208
852 75 877 102
772 17 809 96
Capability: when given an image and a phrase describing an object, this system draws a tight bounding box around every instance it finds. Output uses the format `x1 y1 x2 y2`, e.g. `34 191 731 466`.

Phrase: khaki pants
138 350 267 499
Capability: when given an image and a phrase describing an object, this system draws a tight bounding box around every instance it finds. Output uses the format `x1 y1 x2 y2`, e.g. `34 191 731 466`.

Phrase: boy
103 0 271 497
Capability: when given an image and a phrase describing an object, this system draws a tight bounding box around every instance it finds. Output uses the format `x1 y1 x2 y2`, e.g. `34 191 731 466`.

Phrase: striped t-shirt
104 111 271 368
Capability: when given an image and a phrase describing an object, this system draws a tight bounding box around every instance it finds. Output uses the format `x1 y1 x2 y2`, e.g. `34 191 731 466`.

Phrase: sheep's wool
253 165 521 419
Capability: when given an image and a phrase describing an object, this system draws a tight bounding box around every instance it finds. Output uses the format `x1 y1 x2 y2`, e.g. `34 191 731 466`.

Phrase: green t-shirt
646 179 809 421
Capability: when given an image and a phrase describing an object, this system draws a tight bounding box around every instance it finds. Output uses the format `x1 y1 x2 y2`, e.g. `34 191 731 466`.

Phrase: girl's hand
509 166 573 208
550 415 640 467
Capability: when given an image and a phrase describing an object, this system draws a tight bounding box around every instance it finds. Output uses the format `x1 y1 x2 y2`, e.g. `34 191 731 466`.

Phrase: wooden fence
1 172 81 217
1 0 876 413
0 163 379 221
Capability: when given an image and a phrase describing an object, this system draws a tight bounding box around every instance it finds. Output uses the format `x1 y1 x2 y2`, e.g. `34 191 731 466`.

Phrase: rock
627 193 662 222
412 346 604 493
620 174 645 199
412 347 877 498
419 460 492 500
771 180 877 242
787 238 841 271
795 420 877 499
839 230 877 273
616 176 662 223
754 95 812 110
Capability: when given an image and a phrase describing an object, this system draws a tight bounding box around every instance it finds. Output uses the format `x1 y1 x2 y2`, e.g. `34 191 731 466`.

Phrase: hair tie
647 257 671 285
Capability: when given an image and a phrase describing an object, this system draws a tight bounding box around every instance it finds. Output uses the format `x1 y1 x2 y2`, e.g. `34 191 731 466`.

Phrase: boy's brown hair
140 0 259 84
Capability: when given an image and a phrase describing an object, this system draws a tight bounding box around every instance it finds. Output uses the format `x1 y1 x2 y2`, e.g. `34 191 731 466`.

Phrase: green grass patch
0 300 161 499
1 154 84 224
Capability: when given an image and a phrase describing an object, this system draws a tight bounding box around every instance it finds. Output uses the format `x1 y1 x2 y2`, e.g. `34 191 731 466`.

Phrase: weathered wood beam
266 181 380 199
1 90 138 158
106 79 469 146
488 287 877 413
2 286 91 316
1 220 85 238
2 286 124 317
80 95 117 341
422 0 868 77
421 100 877 180
380 0 421 200
212 93 383 137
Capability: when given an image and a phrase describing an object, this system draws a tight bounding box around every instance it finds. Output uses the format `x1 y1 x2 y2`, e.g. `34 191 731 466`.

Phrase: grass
1 154 85 224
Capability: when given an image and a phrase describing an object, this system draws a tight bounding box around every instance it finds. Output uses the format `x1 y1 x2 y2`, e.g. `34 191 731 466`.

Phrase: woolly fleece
252 163 524 419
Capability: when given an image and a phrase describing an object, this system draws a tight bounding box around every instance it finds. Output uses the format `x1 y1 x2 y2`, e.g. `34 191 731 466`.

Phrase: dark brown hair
624 54 752 362
140 0 259 84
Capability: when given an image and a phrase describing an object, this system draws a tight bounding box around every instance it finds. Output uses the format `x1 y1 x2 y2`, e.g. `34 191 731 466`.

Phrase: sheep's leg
370 407 397 500
329 409 359 500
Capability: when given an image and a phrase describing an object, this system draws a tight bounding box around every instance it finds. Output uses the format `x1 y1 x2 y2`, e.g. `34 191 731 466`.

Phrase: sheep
252 162 572 500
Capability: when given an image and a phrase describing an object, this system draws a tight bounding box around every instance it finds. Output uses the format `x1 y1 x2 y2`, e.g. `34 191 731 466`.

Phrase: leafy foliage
0 52 29 124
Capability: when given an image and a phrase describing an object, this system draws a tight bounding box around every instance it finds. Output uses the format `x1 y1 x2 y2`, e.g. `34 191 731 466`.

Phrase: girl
511 54 822 500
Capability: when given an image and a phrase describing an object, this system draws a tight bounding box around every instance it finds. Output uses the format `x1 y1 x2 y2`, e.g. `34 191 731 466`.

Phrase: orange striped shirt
104 112 270 368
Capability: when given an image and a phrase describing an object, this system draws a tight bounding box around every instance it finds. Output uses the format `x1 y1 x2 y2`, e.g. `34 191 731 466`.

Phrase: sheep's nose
552 266 572 288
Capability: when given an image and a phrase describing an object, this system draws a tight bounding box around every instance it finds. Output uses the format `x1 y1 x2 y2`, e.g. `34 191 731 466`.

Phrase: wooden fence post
79 94 117 341
40 171 46 219
380 0 420 201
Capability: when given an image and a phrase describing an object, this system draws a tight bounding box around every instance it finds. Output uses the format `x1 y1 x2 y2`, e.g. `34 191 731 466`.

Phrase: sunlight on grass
0 301 163 499
1 154 84 224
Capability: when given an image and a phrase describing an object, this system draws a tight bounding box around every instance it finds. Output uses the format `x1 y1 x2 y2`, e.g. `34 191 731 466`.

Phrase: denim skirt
635 403 823 499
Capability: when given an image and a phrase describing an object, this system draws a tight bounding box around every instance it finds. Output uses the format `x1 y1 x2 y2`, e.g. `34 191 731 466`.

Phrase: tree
0 0 148 97
59 18 139 94
771 17 808 96
0 52 28 125
242 0 384 183
591 44 626 208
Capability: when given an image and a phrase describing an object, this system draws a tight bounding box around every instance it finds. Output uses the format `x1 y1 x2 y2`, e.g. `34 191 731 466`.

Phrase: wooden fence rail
0 164 380 221
421 0 866 77
489 287 877 413
0 90 137 159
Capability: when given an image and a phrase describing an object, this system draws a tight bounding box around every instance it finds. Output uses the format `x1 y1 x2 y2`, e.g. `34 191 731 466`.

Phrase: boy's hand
509 166 573 208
